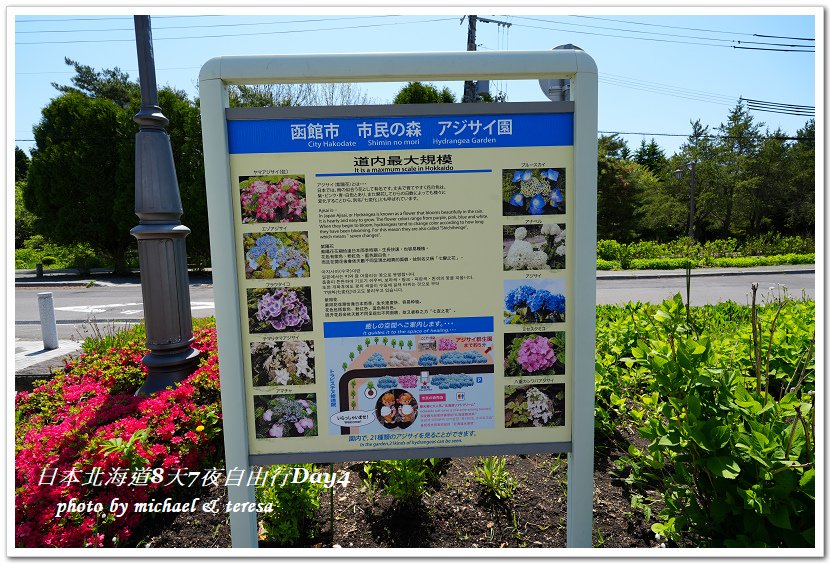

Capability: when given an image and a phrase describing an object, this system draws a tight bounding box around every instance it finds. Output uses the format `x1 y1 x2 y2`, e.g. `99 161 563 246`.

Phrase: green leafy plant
629 294 815 547
78 320 146 355
256 463 325 546
366 458 444 505
100 428 150 470
474 456 517 500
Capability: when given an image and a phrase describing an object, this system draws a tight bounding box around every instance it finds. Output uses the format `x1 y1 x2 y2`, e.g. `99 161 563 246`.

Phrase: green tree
673 120 721 240
634 138 667 174
15 146 30 182
783 120 815 234
393 82 456 104
52 57 139 108
229 82 372 108
15 181 37 248
713 101 763 237
744 129 788 235
28 60 211 272
596 134 639 241
26 92 135 273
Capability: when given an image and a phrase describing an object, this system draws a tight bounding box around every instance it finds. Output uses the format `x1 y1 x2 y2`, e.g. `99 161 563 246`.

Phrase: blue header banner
228 113 573 154
324 316 494 338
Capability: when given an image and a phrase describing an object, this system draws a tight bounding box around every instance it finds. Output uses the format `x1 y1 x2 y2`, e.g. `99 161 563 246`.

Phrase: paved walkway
14 339 81 372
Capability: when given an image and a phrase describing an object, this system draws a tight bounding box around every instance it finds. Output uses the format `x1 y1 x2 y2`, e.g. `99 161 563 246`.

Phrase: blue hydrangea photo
504 278 566 324
502 168 566 216
243 231 310 279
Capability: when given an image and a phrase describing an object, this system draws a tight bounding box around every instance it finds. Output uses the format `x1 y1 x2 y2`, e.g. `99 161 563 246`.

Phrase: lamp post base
135 346 201 396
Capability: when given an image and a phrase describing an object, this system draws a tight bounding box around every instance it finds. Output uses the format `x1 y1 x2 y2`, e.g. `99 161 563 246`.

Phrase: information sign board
199 50 597 547
224 103 575 461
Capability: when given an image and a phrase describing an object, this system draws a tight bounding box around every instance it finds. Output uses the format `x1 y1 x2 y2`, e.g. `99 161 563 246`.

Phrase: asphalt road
595 271 815 307
14 269 815 341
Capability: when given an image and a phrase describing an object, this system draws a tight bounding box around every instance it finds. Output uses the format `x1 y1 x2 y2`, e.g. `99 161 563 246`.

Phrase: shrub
740 233 814 256
256 464 325 546
709 254 814 268
366 458 446 505
14 322 222 547
66 243 106 274
629 257 693 270
596 239 621 261
598 294 815 547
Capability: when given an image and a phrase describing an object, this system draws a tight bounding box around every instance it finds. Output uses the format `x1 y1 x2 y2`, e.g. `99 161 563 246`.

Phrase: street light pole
688 160 696 241
132 15 200 396
674 161 697 241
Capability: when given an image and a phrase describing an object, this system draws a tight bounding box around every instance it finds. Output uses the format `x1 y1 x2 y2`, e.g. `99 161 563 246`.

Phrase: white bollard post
37 292 59 350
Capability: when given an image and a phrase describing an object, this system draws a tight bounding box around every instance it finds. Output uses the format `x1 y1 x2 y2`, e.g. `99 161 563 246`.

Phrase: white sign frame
199 50 597 549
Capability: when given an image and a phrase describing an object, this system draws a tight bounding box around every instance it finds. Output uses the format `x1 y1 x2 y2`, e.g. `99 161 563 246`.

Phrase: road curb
15 280 212 288
15 280 98 288
596 267 815 281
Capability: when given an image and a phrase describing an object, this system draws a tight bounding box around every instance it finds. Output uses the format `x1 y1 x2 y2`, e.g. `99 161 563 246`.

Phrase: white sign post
200 50 597 549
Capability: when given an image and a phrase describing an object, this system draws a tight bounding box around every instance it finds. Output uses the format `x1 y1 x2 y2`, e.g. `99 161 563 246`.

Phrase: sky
10 5 819 159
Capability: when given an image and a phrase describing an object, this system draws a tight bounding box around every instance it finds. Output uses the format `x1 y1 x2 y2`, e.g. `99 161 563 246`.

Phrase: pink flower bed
14 326 223 548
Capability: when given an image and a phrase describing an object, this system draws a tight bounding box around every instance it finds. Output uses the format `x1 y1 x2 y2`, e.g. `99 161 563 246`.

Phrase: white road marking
55 302 141 313
54 302 214 314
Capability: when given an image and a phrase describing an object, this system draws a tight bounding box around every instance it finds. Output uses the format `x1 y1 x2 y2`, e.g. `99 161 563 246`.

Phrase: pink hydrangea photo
239 175 307 224
504 331 565 377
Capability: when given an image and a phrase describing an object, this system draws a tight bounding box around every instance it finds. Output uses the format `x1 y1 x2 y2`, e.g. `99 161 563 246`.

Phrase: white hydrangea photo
503 223 566 271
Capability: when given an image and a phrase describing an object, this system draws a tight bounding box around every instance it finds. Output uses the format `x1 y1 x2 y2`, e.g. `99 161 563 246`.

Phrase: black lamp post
132 15 200 396
674 160 697 241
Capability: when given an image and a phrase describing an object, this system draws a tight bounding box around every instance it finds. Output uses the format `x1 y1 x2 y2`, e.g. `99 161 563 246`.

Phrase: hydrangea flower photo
250 340 315 387
254 394 318 439
504 279 566 324
243 231 310 279
502 168 565 216
504 384 565 428
504 332 566 377
247 287 313 334
503 223 566 271
239 175 307 224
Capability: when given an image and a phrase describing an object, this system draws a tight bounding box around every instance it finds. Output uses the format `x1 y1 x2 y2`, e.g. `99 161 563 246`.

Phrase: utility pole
462 15 512 103
132 15 200 396
688 160 697 241
462 15 478 103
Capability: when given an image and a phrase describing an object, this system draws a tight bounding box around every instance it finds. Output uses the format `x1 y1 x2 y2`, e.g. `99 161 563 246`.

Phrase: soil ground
131 433 663 550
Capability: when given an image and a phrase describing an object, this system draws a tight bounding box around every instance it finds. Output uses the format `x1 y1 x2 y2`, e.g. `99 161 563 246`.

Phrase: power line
16 15 396 34
599 73 814 116
574 15 757 37
15 17 457 45
742 98 814 110
754 33 815 41
15 15 228 23
509 18 813 52
733 45 814 53
515 15 807 48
